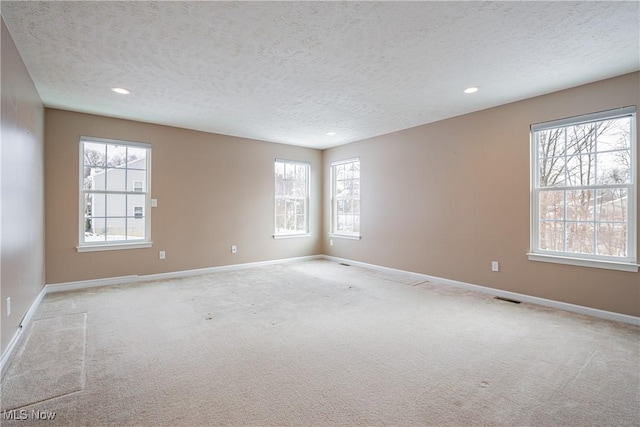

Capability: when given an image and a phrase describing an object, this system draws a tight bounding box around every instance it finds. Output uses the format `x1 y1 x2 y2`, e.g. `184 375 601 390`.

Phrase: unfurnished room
1 1 639 426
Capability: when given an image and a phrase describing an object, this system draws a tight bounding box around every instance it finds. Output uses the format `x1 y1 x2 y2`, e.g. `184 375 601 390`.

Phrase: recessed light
464 87 479 94
111 87 131 95
326 132 337 136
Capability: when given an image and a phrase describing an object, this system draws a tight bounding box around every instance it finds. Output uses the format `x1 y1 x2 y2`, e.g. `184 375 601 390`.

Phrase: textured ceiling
2 1 639 149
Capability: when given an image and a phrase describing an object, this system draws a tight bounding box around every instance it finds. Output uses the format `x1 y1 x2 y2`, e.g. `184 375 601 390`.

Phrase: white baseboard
45 255 323 292
0 286 46 375
46 275 140 293
322 255 640 326
138 255 321 282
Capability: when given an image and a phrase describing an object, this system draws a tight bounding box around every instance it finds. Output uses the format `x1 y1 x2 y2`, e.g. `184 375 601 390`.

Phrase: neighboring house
86 158 147 240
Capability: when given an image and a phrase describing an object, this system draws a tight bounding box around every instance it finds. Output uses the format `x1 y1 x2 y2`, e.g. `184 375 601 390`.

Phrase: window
134 206 144 219
331 158 361 238
78 137 152 251
529 107 637 271
274 159 310 237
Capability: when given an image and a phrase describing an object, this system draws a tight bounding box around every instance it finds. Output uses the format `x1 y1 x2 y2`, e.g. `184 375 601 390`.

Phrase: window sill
527 253 639 272
77 242 153 253
329 233 361 241
273 233 312 239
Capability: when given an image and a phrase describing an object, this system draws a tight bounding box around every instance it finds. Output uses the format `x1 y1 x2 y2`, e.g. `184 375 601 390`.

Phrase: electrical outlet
159 250 166 260
231 245 237 254
330 239 333 246
492 261 499 272
6 297 10 316
151 198 158 207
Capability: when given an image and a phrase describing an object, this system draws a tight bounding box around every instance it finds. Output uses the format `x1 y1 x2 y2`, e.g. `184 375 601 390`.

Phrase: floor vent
339 263 351 267
494 296 521 304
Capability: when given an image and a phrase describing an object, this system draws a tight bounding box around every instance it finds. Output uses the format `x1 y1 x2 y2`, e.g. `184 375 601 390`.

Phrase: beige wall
21 55 640 322
45 109 322 284
1 18 46 355
323 72 640 317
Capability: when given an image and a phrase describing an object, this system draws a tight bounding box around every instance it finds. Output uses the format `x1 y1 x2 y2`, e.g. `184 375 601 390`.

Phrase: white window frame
273 159 311 238
528 106 638 272
330 157 361 240
77 136 152 252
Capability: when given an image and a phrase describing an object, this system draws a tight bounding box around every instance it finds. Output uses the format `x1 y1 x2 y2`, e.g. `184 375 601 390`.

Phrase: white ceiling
2 1 638 149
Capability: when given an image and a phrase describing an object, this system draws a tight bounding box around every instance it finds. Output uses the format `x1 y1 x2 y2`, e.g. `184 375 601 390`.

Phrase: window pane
566 154 595 186
84 143 106 166
597 150 631 184
352 180 360 198
597 118 631 152
596 188 628 223
285 163 295 180
275 178 285 197
106 194 126 217
539 190 564 220
89 193 106 217
296 215 305 231
105 168 126 191
85 217 106 242
539 221 564 251
127 169 147 192
127 147 147 168
106 218 126 240
127 218 145 240
83 198 92 222
338 199 350 215
344 178 356 196
284 181 295 197
275 215 285 232
566 123 596 156
538 156 565 187
285 200 295 230
296 164 306 181
565 190 594 221
345 163 353 179
275 161 284 179
538 128 564 159
351 162 360 179
344 214 354 230
597 223 627 257
88 169 106 191
275 199 285 215
106 144 128 167
337 214 346 231
127 194 146 216
335 165 345 180
83 167 98 190
294 181 306 197
335 180 344 198
566 222 595 254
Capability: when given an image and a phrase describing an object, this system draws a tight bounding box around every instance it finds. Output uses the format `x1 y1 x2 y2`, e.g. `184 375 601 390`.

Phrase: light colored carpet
1 313 86 412
1 259 638 426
